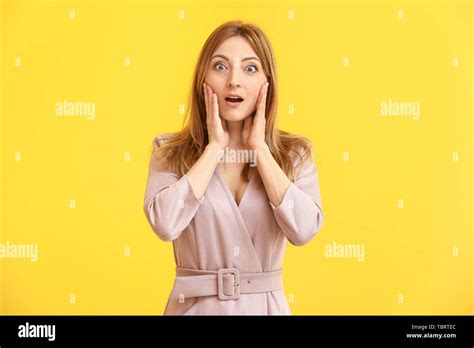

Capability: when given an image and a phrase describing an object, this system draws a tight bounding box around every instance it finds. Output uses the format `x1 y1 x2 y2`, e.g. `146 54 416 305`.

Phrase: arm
145 83 229 242
143 134 222 242
256 144 324 246
254 143 291 208
186 142 222 199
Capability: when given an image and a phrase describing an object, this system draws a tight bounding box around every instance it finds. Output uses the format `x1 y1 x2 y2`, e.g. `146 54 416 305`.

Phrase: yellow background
1 0 472 314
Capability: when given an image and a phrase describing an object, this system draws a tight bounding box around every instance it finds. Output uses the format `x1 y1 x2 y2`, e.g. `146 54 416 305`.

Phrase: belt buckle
217 268 240 300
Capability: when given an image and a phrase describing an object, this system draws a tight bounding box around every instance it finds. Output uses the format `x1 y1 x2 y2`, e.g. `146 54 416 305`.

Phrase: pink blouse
143 133 324 315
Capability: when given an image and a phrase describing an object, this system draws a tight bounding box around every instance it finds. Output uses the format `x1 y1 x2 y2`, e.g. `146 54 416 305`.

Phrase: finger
208 86 216 132
207 84 215 119
203 83 209 121
256 82 269 119
255 85 268 135
203 83 208 117
212 93 220 122
205 83 212 123
255 82 266 110
221 117 227 131
243 115 253 129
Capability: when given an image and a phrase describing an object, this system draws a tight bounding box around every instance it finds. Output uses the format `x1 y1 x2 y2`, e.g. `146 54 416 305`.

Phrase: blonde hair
151 20 312 181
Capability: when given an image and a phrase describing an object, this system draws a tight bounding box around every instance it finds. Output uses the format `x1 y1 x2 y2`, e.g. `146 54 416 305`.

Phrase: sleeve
269 145 324 246
143 134 205 242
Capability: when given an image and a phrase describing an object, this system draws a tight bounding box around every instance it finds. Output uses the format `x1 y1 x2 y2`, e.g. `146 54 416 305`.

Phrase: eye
214 62 227 71
245 65 258 73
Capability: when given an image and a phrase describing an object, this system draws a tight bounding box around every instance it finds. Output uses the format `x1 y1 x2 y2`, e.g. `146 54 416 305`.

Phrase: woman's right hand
203 82 229 150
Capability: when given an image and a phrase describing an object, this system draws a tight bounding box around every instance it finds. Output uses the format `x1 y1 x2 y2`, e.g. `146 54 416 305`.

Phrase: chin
221 111 249 122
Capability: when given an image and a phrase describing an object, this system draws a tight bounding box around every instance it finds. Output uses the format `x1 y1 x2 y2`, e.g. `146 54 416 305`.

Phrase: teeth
226 96 242 102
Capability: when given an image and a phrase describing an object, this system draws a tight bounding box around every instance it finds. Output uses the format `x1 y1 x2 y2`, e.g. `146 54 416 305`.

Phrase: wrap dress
143 133 324 315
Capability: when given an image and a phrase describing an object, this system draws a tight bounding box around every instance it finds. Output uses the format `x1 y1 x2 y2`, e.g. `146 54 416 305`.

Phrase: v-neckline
214 165 264 273
215 166 255 209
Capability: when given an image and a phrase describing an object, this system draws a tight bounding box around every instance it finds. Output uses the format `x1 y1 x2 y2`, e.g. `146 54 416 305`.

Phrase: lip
225 99 243 107
224 93 244 100
224 93 244 108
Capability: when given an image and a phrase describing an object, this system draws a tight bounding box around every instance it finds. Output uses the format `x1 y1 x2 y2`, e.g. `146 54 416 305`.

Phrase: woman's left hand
242 81 269 151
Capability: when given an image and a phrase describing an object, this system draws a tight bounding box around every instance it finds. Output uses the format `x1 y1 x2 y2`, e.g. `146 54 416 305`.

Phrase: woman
143 20 324 315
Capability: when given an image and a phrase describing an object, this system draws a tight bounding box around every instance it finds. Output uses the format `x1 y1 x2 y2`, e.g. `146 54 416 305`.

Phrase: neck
217 119 249 172
226 120 245 149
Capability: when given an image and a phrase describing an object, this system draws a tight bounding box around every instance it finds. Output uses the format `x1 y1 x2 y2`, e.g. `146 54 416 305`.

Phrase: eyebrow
211 54 260 63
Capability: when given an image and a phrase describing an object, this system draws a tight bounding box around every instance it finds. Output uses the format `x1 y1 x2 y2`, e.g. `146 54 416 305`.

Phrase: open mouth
225 96 244 106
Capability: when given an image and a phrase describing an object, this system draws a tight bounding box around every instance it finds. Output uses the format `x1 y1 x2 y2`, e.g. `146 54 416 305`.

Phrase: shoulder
289 141 316 180
152 132 175 150
290 142 313 168
149 133 176 171
276 130 313 167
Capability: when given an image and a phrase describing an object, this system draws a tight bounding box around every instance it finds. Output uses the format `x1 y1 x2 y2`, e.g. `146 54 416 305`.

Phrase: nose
227 67 242 88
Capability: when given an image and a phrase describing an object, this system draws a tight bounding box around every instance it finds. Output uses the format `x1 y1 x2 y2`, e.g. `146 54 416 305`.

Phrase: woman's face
204 36 267 122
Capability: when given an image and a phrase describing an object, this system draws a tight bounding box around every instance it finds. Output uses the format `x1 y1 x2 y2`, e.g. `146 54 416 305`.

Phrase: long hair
151 20 312 181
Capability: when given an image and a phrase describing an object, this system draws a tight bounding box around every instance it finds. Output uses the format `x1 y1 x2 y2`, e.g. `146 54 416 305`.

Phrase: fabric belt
169 267 283 301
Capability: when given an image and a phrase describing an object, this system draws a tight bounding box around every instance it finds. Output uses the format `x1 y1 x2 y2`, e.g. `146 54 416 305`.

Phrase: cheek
249 88 260 106
205 76 225 93
204 70 219 85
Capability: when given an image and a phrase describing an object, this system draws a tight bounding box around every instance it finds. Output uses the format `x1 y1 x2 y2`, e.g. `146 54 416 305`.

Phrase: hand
203 82 229 150
242 81 269 151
